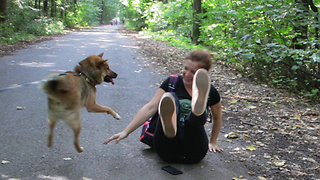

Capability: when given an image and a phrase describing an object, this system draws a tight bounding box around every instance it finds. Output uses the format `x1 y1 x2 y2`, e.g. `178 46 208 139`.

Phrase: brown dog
41 53 120 153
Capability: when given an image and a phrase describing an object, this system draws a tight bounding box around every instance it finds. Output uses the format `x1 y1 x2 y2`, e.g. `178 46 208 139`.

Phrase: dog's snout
113 72 117 78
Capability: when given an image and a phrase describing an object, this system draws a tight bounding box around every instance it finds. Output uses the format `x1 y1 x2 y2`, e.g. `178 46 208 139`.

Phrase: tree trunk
192 0 201 44
38 0 41 16
0 0 7 22
73 0 77 17
51 0 55 17
293 0 320 79
292 0 308 50
309 0 319 48
43 0 48 16
308 0 320 78
101 0 104 24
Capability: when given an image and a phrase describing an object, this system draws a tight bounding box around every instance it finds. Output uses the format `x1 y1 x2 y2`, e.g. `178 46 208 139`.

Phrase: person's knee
186 112 207 127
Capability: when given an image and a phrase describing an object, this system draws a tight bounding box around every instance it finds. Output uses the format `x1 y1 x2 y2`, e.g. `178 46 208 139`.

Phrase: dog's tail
40 73 71 97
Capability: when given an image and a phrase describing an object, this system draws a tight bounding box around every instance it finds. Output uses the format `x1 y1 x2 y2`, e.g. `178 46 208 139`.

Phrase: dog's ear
97 60 108 69
78 58 91 69
78 60 84 67
98 53 104 58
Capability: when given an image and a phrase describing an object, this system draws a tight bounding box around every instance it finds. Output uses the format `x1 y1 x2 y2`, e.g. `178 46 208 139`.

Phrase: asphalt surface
0 25 255 180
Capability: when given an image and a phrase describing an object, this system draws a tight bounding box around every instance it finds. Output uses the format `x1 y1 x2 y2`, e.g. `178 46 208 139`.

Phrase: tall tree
292 0 309 50
73 0 77 18
51 0 55 17
38 0 41 16
101 0 105 24
0 0 7 22
43 0 48 15
192 0 201 44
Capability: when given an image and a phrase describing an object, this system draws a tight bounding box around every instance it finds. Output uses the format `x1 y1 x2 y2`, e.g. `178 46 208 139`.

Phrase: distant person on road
104 49 223 164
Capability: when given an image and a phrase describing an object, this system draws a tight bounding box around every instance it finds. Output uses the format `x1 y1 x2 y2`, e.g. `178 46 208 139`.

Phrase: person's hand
103 131 128 145
208 142 224 152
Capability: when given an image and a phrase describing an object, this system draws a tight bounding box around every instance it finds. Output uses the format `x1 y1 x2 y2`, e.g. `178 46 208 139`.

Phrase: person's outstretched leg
179 69 210 163
154 92 182 163
187 68 210 127
158 92 178 138
191 68 210 116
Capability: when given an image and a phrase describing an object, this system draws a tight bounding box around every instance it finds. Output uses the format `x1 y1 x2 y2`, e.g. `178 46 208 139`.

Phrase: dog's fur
41 53 120 153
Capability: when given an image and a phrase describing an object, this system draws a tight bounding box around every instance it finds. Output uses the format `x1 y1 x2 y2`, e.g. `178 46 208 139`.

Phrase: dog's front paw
114 114 121 120
77 147 84 153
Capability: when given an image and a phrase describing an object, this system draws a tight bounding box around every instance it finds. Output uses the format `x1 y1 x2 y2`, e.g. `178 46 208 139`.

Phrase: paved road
0 25 255 180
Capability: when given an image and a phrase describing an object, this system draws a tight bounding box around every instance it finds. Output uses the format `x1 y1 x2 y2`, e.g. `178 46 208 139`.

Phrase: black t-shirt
159 75 220 107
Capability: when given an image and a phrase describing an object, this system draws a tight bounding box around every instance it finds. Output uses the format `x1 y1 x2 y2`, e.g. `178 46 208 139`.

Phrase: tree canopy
0 0 319 99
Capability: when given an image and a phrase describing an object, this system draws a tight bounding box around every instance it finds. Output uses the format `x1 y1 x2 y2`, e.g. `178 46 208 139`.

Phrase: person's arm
104 88 165 144
208 101 224 152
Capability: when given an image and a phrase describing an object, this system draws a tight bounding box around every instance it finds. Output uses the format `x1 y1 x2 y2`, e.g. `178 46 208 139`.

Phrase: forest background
0 0 319 100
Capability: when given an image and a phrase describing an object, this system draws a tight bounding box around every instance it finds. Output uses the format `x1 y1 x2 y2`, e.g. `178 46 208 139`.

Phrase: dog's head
75 53 117 85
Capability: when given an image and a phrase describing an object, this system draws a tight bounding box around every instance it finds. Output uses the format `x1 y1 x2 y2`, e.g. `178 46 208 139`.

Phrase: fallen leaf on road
274 160 286 167
247 106 257 109
232 176 247 180
83 177 92 180
63 157 72 161
292 116 301 120
1 160 10 164
258 176 267 180
225 132 239 139
16 106 25 110
302 157 316 163
233 147 241 151
263 153 272 159
247 146 256 151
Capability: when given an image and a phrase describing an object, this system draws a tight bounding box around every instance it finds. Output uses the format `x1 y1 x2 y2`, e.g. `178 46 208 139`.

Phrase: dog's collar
57 70 96 87
59 73 81 77
80 66 98 87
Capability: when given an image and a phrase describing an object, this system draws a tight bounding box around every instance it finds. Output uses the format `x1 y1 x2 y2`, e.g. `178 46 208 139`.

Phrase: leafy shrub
199 1 320 99
77 3 101 27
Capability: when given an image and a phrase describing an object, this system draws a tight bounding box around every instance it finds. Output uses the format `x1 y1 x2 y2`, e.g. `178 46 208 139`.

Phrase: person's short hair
186 49 212 70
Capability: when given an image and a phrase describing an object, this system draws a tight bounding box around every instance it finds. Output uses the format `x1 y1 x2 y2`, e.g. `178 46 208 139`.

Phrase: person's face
182 60 201 87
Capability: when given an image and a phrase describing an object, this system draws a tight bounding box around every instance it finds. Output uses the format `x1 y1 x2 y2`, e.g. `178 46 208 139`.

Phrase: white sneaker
158 93 177 138
191 69 210 116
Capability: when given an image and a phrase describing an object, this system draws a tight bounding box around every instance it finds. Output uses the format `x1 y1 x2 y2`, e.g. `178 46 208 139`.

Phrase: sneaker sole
159 94 177 138
193 70 210 116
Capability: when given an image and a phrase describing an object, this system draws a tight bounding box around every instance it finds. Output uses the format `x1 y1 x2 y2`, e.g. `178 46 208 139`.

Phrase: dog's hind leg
66 114 83 153
47 118 58 148
70 122 83 153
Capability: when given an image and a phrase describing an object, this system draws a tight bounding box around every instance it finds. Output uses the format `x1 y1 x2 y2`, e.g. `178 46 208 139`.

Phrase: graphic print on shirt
179 99 191 122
